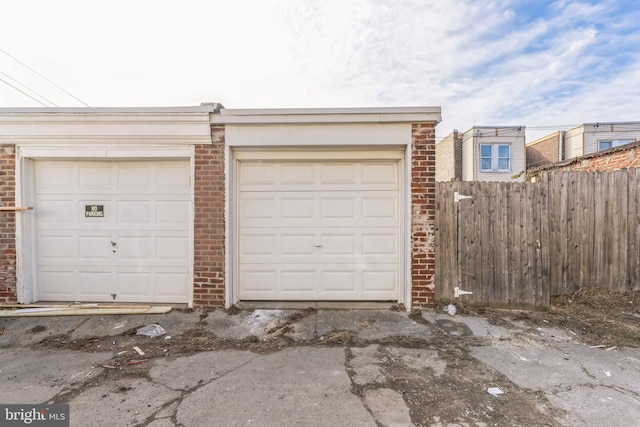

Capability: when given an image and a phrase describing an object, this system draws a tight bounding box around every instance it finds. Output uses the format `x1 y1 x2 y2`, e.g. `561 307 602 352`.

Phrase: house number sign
85 205 104 217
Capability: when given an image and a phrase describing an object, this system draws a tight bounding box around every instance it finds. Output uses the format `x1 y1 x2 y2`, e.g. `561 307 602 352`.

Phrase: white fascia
211 106 442 125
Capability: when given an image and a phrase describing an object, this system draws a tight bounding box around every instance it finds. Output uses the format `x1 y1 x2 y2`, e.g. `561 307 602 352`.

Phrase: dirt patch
446 288 640 348
28 324 47 334
380 344 563 427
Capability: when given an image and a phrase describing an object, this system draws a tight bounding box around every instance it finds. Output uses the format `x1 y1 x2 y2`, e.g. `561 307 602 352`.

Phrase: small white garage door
35 160 191 303
238 159 400 300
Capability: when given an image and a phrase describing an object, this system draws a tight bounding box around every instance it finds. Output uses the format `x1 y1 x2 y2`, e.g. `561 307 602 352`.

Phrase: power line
0 76 49 107
0 48 89 107
0 69 58 106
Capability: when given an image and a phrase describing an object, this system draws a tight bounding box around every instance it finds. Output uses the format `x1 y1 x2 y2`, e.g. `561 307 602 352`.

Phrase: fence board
435 169 640 309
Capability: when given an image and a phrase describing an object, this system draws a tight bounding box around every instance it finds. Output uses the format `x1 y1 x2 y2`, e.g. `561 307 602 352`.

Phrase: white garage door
35 160 191 303
238 159 400 300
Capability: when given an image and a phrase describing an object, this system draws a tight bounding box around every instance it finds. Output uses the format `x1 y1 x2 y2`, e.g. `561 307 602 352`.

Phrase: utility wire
0 69 58 106
0 76 48 107
0 48 89 107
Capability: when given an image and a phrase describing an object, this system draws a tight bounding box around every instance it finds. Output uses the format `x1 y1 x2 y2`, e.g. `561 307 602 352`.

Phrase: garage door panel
321 198 355 219
156 201 190 225
157 165 190 189
240 270 277 293
362 163 398 184
156 237 189 260
240 163 276 185
37 199 76 224
239 228 397 263
319 164 356 184
39 235 74 261
36 160 191 303
321 234 356 254
240 192 397 227
39 271 75 299
77 271 112 298
37 164 74 189
281 271 316 292
282 198 315 218
281 234 315 255
281 164 314 184
238 159 400 301
321 270 357 292
363 270 398 291
362 197 397 219
116 237 152 260
117 200 151 224
117 166 150 189
78 236 113 260
79 165 113 189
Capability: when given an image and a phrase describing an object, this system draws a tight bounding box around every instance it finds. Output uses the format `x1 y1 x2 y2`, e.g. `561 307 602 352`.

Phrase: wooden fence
435 169 640 309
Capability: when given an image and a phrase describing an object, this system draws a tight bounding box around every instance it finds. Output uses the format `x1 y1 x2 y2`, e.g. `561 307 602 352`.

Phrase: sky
1 0 639 141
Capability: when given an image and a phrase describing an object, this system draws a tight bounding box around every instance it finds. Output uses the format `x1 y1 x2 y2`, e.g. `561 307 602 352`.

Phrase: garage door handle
315 244 323 248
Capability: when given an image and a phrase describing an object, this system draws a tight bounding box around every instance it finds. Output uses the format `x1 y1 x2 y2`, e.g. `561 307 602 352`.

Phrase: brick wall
526 132 560 168
411 123 436 308
0 145 17 303
530 140 640 178
193 126 226 308
562 142 640 171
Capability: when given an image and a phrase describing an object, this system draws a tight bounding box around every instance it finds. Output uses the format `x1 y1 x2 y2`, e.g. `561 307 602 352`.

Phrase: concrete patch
348 345 385 385
0 348 111 403
176 347 375 426
364 388 413 426
0 316 91 347
150 350 257 390
472 342 640 427
385 347 446 377
70 311 202 340
550 385 640 427
146 419 175 427
68 378 181 427
202 309 292 340
472 342 600 390
291 310 429 341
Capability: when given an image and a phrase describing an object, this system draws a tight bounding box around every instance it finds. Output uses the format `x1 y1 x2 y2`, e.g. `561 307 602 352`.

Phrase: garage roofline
0 105 220 115
211 106 442 125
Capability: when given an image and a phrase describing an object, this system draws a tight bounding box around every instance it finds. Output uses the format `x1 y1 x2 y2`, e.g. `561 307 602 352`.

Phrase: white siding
465 127 526 182
461 131 474 181
582 123 640 156
564 126 585 160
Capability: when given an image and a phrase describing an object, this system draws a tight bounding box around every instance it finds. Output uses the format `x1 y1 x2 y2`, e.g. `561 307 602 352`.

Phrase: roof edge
211 106 442 124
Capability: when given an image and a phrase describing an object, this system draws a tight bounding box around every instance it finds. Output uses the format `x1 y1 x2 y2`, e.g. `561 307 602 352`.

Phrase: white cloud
1 0 639 144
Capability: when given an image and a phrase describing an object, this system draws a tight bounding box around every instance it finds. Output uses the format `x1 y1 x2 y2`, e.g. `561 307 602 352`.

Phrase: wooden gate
435 181 550 309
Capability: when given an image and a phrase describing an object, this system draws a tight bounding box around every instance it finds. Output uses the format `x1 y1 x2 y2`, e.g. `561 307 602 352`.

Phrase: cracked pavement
1 308 639 426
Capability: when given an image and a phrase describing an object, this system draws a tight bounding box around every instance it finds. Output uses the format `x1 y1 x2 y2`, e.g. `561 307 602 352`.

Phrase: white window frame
597 139 633 151
480 143 511 172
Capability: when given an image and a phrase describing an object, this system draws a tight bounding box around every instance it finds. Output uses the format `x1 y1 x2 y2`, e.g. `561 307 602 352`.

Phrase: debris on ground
136 324 167 337
444 304 457 316
487 387 504 396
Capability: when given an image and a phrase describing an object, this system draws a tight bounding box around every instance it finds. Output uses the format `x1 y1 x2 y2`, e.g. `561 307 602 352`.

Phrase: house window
480 144 511 172
598 139 633 151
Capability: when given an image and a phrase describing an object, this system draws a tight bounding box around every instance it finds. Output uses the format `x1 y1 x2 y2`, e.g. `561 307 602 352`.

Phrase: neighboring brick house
436 126 526 182
527 139 640 180
0 105 441 309
526 131 562 168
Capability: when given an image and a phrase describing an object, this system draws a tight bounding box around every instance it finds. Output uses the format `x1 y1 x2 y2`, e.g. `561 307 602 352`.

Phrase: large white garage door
238 159 400 300
35 160 191 303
